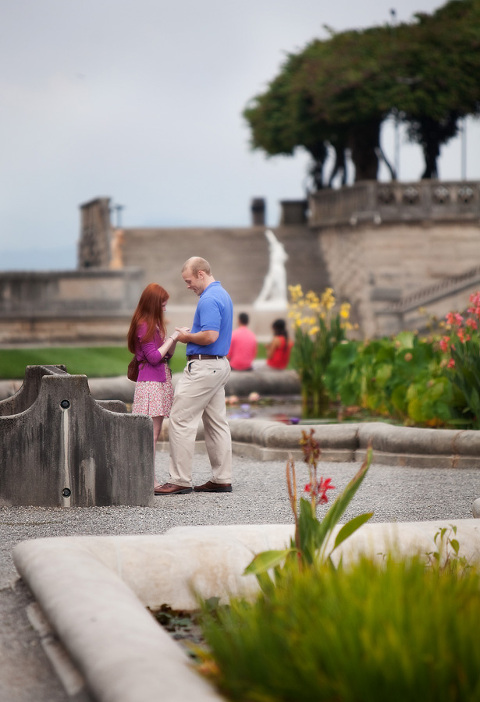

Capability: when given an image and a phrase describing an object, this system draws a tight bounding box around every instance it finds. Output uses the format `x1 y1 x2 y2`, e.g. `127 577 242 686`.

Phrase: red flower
458 329 471 344
447 358 455 368
305 477 335 503
469 292 480 308
439 336 450 352
446 312 463 326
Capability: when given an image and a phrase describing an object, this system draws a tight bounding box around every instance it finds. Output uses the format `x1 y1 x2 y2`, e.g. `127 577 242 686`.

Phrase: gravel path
1 450 479 701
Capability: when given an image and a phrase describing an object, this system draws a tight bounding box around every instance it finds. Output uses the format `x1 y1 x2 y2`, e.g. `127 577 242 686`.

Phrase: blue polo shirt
186 281 233 357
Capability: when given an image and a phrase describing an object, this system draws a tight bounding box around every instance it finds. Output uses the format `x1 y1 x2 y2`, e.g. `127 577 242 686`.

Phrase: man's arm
175 328 219 346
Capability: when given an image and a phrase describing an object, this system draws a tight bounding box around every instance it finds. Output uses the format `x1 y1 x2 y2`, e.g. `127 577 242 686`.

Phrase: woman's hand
174 326 191 344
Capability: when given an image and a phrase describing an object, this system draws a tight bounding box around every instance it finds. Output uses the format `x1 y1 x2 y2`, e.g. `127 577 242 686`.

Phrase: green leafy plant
426 524 471 576
325 331 458 427
244 429 373 588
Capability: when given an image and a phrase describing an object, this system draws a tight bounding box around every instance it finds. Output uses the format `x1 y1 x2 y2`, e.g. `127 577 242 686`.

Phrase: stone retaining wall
0 366 154 507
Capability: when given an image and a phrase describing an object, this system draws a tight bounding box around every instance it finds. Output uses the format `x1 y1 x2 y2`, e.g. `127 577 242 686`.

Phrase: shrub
200 554 480 702
325 332 458 427
439 292 480 428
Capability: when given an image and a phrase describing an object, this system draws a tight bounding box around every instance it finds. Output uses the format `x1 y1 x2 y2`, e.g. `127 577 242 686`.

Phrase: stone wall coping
228 419 480 467
13 520 480 701
0 267 142 280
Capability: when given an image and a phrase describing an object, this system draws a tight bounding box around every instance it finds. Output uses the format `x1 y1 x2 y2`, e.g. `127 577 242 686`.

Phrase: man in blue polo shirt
155 256 234 495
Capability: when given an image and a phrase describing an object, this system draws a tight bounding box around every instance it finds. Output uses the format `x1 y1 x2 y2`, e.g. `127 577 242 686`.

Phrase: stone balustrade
309 180 480 228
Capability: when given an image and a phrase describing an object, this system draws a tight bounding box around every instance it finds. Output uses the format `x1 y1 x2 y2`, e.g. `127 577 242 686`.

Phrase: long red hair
127 283 169 352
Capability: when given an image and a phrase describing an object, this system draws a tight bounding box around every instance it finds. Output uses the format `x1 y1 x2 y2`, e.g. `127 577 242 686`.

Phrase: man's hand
175 328 219 346
174 326 190 344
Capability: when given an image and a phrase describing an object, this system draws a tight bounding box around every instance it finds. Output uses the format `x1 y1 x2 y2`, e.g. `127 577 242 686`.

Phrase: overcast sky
1 0 477 269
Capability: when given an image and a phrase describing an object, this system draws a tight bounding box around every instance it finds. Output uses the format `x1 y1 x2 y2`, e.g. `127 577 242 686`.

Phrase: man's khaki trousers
168 357 232 487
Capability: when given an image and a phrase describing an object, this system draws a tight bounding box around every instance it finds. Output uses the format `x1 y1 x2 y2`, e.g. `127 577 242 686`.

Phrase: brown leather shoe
194 480 232 493
154 482 193 495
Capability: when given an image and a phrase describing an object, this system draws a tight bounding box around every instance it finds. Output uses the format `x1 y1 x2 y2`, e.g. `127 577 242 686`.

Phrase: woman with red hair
127 283 183 491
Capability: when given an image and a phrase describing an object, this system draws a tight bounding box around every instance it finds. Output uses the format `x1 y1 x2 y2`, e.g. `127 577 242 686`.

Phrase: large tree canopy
243 0 480 189
243 52 330 190
396 0 480 177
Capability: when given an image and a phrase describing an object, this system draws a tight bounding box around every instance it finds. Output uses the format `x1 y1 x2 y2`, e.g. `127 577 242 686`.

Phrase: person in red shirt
266 319 293 370
228 312 257 371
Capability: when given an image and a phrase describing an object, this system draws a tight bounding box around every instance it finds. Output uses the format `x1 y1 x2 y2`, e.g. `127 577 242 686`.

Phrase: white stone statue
253 229 288 309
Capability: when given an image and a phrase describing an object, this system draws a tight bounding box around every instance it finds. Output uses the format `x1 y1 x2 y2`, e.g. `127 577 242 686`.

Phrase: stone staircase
376 264 480 335
121 224 330 305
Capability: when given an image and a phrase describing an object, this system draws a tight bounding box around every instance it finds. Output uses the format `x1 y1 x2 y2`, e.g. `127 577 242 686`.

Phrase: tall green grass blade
316 447 372 549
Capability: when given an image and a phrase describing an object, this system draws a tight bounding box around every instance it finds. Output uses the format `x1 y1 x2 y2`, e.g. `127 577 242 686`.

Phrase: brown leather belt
187 354 224 361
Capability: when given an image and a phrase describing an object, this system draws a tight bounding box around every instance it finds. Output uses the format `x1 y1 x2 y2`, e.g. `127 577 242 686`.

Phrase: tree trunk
348 119 381 181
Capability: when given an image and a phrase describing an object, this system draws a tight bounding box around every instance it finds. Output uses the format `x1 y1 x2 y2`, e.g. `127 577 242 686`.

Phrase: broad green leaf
450 539 460 556
332 512 374 552
243 549 294 576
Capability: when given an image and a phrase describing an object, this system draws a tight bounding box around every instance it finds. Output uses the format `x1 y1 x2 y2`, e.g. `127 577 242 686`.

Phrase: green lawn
0 343 271 380
0 346 189 379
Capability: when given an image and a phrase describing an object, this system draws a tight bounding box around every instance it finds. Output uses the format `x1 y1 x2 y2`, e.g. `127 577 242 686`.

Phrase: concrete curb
228 419 480 468
12 521 480 702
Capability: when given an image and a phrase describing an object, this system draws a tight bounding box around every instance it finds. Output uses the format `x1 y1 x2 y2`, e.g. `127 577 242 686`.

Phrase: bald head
181 257 215 296
182 257 211 277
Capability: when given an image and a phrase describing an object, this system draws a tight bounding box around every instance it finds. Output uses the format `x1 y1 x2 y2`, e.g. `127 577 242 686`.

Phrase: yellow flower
309 326 319 336
340 303 351 319
320 287 336 310
288 284 303 303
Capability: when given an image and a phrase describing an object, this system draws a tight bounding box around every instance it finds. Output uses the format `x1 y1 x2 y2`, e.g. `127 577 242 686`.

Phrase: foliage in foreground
195 432 477 701
199 553 480 702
